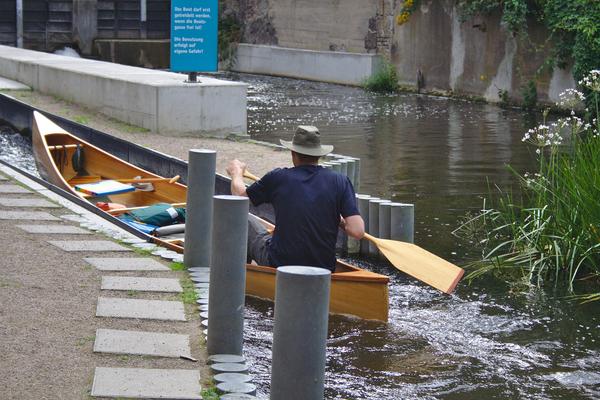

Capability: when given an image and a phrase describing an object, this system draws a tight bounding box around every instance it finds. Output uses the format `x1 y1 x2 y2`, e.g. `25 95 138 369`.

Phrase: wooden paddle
118 175 180 184
242 169 464 294
106 202 186 215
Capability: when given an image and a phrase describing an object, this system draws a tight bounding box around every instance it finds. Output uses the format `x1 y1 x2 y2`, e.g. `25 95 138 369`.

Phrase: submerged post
390 203 414 243
207 195 249 355
270 266 331 400
184 149 216 269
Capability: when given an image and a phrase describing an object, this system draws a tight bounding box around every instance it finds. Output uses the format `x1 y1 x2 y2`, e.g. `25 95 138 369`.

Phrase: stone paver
91 367 201 399
0 210 59 220
0 197 59 207
48 240 131 252
96 297 186 321
101 276 183 293
84 257 170 271
16 224 92 234
0 184 31 193
94 328 191 358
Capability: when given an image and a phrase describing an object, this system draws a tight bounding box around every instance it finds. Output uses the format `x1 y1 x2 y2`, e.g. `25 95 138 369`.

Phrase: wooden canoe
32 111 389 321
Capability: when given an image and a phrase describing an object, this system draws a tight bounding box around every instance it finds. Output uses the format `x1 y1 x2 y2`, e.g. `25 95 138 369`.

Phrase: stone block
84 257 170 271
16 224 91 234
48 240 131 252
0 184 31 193
94 328 191 358
0 211 59 220
91 367 201 399
0 76 30 90
0 198 59 207
96 297 186 321
101 276 183 293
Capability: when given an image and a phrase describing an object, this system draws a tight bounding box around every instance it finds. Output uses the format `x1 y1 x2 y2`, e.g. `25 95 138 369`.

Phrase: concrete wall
226 0 576 104
0 45 247 137
232 44 380 85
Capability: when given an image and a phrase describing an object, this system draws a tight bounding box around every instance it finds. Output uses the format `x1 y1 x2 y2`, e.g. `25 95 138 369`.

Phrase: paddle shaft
118 175 180 184
107 202 186 215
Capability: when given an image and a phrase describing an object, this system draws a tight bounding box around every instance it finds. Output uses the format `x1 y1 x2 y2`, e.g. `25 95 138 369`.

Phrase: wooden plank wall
98 0 169 39
0 0 16 46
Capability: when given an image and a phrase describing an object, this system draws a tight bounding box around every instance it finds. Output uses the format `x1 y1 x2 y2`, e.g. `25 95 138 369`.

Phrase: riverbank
0 89 292 178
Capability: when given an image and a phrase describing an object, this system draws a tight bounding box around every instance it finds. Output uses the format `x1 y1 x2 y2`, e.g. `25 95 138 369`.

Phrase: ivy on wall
457 0 600 84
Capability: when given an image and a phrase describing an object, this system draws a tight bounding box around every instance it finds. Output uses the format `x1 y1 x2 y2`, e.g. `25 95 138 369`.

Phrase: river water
2 73 599 399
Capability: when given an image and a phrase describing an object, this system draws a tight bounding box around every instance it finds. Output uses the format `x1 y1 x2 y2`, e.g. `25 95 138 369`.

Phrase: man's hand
227 159 249 197
226 159 247 178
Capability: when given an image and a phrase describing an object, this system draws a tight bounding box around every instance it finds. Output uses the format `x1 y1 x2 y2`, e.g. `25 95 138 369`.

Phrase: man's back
246 165 358 270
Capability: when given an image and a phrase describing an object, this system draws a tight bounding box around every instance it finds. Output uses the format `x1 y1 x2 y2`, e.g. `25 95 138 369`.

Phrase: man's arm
226 159 248 197
341 215 365 239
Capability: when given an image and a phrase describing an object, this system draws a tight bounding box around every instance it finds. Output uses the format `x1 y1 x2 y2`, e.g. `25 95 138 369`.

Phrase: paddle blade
375 237 464 294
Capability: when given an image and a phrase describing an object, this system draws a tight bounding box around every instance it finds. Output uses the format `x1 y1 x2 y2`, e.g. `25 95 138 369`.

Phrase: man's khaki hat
280 125 334 157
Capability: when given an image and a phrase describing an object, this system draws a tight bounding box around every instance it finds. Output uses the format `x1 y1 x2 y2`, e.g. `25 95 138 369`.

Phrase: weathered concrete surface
94 328 191 358
0 45 247 136
0 210 60 220
101 276 183 293
96 297 187 321
84 257 171 271
0 184 31 193
16 224 92 234
0 197 59 207
48 240 131 252
233 44 380 85
91 367 202 399
0 76 30 90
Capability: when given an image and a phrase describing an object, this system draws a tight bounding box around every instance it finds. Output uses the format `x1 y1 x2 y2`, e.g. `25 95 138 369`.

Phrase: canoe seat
69 175 101 185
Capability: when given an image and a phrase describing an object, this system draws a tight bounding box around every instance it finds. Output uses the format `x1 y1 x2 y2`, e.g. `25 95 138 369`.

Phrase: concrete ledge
0 45 247 137
232 44 380 86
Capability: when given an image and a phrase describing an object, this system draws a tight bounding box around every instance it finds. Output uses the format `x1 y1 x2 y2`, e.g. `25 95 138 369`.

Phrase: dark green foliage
218 15 242 69
521 80 538 110
457 0 600 97
363 61 399 93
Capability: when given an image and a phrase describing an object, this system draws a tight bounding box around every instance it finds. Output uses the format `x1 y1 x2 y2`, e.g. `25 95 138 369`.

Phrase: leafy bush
454 70 600 297
363 61 399 93
521 80 538 110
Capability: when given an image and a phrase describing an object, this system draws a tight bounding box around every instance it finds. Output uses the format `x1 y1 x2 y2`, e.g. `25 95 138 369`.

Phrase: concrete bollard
356 194 371 256
345 158 356 187
320 162 333 169
379 202 392 240
352 157 361 192
207 195 249 355
390 203 415 243
336 158 348 178
368 199 386 255
328 161 341 174
184 149 216 269
270 266 331 400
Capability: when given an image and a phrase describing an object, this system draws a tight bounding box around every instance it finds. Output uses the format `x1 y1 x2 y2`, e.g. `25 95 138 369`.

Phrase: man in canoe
226 125 365 272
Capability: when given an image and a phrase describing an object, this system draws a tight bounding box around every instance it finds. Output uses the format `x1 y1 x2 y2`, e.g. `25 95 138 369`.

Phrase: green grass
201 386 220 400
169 261 186 271
73 115 89 125
179 276 197 305
362 60 399 93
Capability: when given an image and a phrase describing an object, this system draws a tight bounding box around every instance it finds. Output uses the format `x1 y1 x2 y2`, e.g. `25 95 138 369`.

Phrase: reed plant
454 70 600 297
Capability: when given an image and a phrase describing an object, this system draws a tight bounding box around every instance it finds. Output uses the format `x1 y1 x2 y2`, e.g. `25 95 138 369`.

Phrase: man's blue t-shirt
246 165 359 271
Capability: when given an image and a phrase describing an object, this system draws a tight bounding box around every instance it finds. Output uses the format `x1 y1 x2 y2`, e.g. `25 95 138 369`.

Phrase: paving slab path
0 171 208 399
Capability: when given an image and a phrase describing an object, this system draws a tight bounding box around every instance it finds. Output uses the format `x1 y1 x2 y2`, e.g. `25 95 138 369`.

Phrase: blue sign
170 0 218 72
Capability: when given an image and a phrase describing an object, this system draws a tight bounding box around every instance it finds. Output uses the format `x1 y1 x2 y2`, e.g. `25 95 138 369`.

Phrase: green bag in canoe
126 203 186 227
